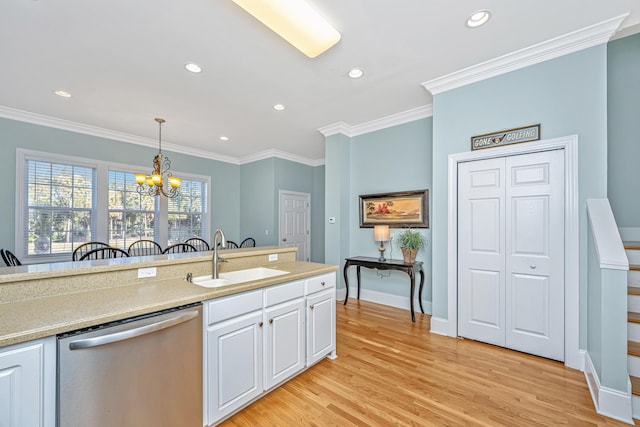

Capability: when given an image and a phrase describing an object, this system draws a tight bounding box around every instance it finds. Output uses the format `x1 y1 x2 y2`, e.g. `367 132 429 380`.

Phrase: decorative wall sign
359 189 428 228
471 124 540 151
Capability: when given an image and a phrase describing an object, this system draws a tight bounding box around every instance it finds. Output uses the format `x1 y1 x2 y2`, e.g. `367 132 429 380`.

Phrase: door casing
445 135 580 370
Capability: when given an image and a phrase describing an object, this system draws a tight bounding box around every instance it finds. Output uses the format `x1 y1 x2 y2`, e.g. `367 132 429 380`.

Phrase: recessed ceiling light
466 10 491 28
273 104 285 111
348 68 364 79
54 90 72 98
220 136 229 141
185 62 203 73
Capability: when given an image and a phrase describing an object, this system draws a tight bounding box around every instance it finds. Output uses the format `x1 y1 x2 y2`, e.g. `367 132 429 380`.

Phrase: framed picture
359 189 429 228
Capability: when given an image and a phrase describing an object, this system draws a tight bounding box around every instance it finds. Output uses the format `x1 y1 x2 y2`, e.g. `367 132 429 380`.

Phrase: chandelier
134 118 181 198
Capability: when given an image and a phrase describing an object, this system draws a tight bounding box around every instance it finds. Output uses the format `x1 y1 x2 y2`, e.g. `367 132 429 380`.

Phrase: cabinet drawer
305 273 335 295
206 289 263 325
264 280 304 307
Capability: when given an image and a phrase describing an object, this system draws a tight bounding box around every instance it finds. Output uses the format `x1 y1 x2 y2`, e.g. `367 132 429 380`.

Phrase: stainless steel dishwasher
57 303 203 427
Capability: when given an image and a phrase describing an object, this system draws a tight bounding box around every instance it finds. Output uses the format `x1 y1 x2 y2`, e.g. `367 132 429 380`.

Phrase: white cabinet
205 290 264 425
306 289 336 366
204 272 336 426
264 281 305 390
305 273 336 366
0 337 56 427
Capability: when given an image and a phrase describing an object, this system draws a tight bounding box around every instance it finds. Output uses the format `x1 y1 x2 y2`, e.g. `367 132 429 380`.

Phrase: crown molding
318 104 433 138
422 13 629 95
0 106 323 166
317 121 353 137
239 149 324 166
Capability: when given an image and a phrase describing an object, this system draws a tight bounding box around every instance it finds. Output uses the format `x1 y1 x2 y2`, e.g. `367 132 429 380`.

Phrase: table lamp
374 225 390 262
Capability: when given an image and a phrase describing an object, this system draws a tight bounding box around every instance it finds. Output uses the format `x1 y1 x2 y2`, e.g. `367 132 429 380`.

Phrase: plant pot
401 247 417 264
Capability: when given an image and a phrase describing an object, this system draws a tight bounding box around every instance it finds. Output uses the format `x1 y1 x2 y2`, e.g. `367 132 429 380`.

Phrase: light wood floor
221 300 633 426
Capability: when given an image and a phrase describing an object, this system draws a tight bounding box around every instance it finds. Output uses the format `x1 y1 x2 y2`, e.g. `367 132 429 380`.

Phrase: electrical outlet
268 254 278 262
138 267 157 278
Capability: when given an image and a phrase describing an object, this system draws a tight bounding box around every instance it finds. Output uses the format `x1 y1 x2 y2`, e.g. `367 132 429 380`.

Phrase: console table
343 256 425 322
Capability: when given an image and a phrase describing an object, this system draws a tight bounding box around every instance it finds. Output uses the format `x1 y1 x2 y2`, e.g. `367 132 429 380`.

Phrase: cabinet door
0 337 55 427
206 311 263 425
306 289 336 366
264 299 305 390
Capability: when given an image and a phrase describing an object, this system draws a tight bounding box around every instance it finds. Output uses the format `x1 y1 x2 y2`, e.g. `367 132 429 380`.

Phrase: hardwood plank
630 341 640 358
630 312 640 324
633 376 640 397
625 241 640 250
220 300 633 426
630 286 640 296
631 265 640 272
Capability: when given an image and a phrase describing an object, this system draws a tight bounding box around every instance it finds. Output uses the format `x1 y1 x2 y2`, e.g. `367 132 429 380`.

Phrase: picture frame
359 189 429 228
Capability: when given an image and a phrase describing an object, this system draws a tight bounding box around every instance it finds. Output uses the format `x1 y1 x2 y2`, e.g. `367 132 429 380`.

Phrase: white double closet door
457 149 565 361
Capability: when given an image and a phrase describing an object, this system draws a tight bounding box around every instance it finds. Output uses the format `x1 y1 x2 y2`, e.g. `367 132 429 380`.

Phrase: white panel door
279 191 310 261
458 150 565 361
505 150 564 361
458 158 506 347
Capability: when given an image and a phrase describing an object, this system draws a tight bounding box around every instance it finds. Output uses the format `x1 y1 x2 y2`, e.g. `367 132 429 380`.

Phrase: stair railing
585 198 631 421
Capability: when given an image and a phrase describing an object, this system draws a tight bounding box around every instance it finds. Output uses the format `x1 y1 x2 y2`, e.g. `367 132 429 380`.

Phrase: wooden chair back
79 247 129 261
162 243 197 254
1 249 22 266
240 237 256 248
72 242 111 261
184 237 210 251
128 240 163 257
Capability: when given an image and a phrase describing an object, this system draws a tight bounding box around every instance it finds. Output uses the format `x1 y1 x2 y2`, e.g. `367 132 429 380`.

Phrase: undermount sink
192 267 289 288
220 267 288 282
191 277 237 288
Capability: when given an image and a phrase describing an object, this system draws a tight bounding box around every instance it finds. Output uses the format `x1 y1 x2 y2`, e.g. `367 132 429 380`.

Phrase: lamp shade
374 225 390 242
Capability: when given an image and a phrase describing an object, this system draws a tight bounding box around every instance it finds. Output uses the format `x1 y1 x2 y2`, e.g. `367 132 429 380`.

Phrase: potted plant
396 228 426 264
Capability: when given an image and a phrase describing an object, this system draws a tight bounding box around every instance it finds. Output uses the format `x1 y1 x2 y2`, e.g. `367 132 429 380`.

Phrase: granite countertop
0 259 338 348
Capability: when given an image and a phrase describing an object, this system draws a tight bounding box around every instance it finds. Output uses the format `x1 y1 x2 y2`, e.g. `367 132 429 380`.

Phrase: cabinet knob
259 321 263 327
282 238 287 242
530 264 537 269
321 281 325 286
269 319 273 324
310 305 314 310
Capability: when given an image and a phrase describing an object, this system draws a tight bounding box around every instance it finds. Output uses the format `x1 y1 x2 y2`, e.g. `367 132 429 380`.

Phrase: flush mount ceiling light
134 118 182 198
231 0 341 58
466 10 491 28
273 104 285 111
348 68 364 79
184 62 202 73
54 90 72 98
220 136 229 141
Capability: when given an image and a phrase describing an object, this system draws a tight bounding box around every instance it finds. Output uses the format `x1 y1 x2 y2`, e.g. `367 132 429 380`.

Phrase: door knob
530 264 536 269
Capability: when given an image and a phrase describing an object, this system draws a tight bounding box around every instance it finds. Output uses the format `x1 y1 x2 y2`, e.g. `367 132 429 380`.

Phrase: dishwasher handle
68 309 200 350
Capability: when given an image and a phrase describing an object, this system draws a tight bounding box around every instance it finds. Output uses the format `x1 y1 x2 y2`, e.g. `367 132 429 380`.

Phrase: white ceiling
1 1 639 164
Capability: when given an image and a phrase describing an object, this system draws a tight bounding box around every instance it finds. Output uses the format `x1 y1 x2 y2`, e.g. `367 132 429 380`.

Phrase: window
16 149 210 263
22 155 97 258
168 178 207 244
108 170 158 250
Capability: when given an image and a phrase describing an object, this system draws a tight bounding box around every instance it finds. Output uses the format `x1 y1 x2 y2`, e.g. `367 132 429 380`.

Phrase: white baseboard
430 317 449 336
337 287 432 314
584 352 633 424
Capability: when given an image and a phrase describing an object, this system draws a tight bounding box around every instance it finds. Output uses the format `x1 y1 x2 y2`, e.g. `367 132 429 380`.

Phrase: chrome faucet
212 229 227 279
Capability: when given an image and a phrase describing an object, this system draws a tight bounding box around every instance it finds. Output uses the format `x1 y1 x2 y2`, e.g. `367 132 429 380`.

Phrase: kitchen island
0 246 338 426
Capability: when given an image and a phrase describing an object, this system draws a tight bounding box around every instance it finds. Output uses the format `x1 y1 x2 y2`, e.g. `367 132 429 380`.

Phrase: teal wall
239 158 276 245
238 157 325 262
349 119 433 306
431 46 609 350
324 133 351 287
608 33 640 227
324 118 433 308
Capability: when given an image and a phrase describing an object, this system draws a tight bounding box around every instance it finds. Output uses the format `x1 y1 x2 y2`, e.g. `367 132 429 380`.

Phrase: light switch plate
268 254 278 262
138 267 157 278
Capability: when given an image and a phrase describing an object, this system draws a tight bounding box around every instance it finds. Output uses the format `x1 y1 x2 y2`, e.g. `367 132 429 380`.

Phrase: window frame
15 149 210 264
